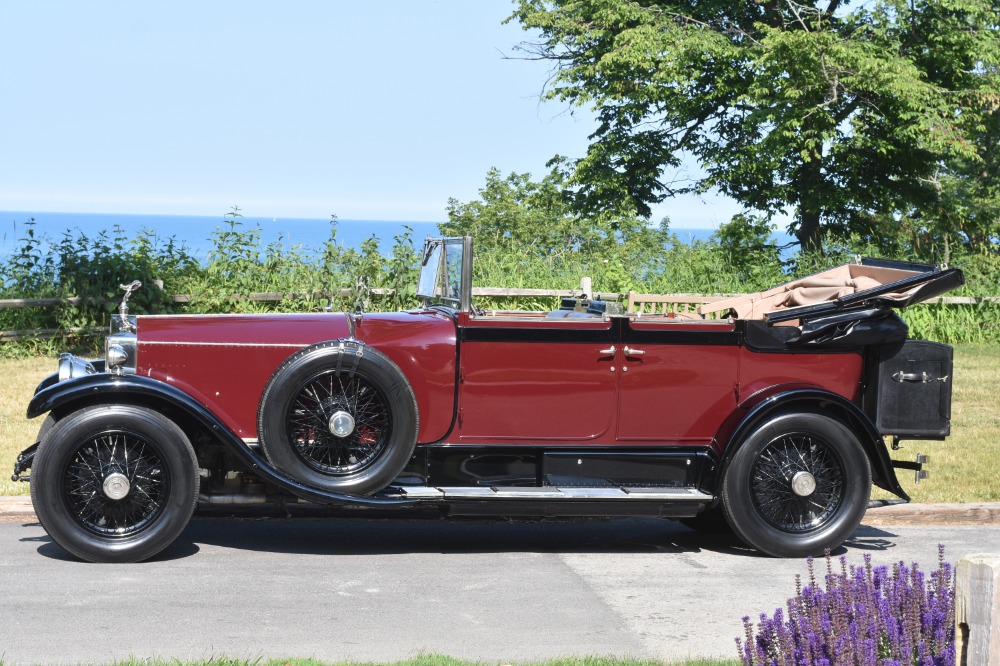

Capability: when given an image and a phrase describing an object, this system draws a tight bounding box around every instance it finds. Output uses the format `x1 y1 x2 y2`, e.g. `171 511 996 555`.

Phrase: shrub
736 547 955 666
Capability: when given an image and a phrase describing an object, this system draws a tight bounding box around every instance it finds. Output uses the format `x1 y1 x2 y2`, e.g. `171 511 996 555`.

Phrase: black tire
35 414 56 443
721 412 871 558
257 340 418 495
29 405 199 563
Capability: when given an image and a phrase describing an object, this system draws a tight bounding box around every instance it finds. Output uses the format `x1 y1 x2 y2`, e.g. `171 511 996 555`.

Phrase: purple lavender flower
736 546 955 666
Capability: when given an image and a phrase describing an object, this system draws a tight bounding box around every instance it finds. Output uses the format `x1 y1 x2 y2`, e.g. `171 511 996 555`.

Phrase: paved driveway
2 515 998 665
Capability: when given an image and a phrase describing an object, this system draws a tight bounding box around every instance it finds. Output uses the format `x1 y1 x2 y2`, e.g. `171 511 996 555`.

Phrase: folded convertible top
699 258 964 324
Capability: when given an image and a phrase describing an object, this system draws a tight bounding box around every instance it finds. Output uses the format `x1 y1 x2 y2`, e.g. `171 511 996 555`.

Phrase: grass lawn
1 344 997 501
880 343 1000 503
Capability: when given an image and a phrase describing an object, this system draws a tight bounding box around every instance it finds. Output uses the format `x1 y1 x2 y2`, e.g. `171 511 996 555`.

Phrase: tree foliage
440 164 665 256
511 0 1000 253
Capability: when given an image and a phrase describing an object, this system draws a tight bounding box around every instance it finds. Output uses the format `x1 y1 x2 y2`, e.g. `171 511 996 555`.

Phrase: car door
616 318 740 445
454 312 618 443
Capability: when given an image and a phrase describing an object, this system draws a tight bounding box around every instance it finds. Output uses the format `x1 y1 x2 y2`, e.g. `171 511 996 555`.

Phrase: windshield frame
416 236 473 312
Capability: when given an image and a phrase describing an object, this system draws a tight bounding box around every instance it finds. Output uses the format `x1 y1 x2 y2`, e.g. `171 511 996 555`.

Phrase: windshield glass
416 237 468 308
417 242 443 299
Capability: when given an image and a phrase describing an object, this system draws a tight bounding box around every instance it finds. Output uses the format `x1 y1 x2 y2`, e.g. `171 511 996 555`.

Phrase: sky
0 1 741 229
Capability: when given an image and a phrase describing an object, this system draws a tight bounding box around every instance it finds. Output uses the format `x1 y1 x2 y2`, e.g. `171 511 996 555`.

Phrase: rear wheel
30 405 199 563
721 412 870 557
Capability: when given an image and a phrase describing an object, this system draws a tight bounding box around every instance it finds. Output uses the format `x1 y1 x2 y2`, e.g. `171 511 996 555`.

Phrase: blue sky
0 1 740 229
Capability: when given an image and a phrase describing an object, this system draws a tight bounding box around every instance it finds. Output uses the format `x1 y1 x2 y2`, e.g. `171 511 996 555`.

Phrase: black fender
713 385 907 500
26 373 418 509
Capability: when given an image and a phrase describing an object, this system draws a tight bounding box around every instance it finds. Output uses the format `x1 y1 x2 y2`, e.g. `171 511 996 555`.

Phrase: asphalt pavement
2 498 999 665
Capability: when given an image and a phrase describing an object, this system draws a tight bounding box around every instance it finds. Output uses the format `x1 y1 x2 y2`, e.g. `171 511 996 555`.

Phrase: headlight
58 353 96 381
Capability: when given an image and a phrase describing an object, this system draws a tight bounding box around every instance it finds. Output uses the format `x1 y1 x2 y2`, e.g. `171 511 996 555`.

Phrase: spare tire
258 340 419 495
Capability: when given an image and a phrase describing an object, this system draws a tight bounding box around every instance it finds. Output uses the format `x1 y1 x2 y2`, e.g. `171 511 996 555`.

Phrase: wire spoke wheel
721 412 871 558
31 405 199 563
259 341 418 495
62 431 170 537
287 371 392 475
750 433 844 533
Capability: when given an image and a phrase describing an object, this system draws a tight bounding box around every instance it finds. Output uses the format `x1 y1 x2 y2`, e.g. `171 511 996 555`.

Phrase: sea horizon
0 210 786 261
0 210 445 260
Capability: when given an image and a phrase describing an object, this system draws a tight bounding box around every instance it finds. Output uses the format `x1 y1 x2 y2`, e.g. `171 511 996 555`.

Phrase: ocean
0 210 767 261
0 211 443 261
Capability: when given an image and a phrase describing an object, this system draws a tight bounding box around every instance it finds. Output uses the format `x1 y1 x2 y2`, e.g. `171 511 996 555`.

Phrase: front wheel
721 412 870 558
30 405 199 563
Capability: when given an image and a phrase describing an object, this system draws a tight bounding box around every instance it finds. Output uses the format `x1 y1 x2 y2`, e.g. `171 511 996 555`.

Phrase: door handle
597 346 616 357
623 346 645 357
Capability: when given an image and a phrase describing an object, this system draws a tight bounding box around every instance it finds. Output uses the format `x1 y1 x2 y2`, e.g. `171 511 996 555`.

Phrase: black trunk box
876 340 954 438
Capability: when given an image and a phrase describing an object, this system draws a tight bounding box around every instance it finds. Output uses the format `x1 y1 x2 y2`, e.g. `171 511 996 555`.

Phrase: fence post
956 554 1000 666
580 277 592 298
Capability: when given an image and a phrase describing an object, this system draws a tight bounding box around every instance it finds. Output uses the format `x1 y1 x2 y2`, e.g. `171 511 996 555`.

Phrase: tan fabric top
698 265 914 320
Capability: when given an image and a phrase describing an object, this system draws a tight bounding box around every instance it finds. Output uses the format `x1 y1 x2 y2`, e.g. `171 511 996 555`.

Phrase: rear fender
714 386 906 500
26 374 416 508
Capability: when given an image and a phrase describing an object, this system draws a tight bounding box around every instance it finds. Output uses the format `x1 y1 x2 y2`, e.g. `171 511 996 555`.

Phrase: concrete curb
0 496 33 520
3 495 1000 524
861 502 1000 526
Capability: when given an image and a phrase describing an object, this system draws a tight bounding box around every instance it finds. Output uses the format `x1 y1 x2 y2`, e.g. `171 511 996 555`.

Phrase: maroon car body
13 237 963 562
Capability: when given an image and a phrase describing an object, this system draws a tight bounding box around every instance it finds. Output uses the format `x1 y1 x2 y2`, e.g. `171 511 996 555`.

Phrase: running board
382 486 713 501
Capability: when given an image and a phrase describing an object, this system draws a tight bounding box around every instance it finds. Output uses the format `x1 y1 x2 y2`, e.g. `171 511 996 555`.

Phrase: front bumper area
11 443 37 482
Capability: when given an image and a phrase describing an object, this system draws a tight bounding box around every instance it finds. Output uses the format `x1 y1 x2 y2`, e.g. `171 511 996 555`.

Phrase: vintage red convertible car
13 237 963 562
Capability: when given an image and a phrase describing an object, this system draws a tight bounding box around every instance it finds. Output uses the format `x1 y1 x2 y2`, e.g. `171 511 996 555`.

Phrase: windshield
416 237 472 310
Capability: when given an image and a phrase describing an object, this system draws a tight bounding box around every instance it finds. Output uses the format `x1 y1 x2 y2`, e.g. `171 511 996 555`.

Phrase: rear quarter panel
738 348 863 406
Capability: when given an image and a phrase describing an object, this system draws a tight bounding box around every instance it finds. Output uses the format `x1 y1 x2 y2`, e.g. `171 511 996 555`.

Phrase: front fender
714 386 906 500
27 373 417 509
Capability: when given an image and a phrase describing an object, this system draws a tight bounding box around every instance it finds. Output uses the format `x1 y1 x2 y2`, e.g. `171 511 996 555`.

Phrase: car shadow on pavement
150 516 904 559
842 524 905 553
168 516 753 557
19 521 202 563
22 517 904 562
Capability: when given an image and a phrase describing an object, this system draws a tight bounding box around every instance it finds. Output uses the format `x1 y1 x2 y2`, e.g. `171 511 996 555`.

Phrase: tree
440 164 661 256
511 0 1000 253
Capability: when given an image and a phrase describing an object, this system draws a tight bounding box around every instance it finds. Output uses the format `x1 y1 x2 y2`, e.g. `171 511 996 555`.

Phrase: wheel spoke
61 431 168 538
286 369 392 476
750 432 844 533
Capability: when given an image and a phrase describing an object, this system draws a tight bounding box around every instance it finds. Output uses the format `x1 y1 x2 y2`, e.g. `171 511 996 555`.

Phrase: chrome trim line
622 487 710 497
558 487 635 498
383 486 713 501
138 341 308 348
396 487 446 498
482 488 566 499
443 487 496 497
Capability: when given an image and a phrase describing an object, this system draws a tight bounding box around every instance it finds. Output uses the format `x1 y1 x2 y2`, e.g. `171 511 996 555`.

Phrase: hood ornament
118 280 142 332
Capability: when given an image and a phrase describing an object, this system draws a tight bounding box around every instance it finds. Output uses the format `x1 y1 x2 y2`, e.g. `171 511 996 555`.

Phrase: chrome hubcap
102 472 131 500
790 471 817 497
329 410 355 438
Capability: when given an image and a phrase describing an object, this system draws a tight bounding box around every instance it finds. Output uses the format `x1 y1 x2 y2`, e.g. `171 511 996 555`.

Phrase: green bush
0 211 996 357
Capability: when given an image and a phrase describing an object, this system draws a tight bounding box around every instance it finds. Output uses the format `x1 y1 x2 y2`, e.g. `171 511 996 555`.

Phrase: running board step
383 486 713 501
